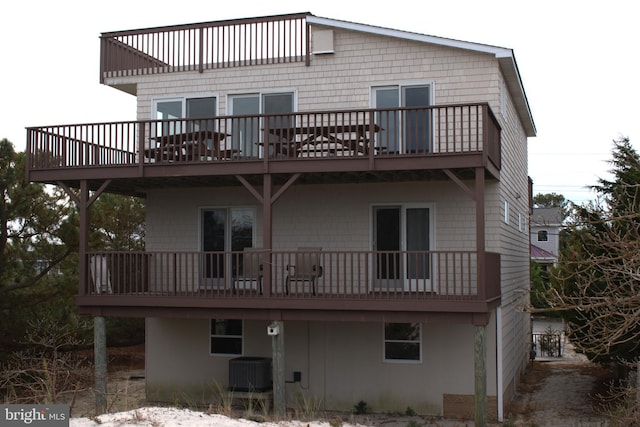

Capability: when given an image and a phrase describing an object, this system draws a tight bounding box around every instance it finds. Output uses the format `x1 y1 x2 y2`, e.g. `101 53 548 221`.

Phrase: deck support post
270 320 286 416
94 315 107 414
73 180 111 415
474 324 487 427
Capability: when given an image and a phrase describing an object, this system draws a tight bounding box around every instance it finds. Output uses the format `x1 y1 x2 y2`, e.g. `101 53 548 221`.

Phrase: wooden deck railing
85 249 501 303
100 13 310 82
26 104 501 173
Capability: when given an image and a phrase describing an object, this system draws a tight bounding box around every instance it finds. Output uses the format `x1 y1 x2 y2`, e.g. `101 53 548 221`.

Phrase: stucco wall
146 317 497 415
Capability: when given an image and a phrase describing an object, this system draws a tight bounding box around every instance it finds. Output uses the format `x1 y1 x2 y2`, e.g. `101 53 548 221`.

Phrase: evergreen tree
0 139 79 356
549 137 640 365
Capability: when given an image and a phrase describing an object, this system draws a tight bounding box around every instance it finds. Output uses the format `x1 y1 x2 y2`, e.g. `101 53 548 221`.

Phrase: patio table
264 123 382 157
144 130 234 161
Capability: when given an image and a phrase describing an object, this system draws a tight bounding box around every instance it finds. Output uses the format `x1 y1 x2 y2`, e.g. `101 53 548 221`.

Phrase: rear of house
26 13 535 423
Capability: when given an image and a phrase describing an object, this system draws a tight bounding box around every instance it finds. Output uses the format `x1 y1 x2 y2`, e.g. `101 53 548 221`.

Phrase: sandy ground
67 341 612 426
506 334 611 427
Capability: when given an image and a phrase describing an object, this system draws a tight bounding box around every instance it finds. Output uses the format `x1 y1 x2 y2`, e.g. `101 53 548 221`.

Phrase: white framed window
518 213 523 232
210 319 243 356
537 230 549 242
372 203 435 292
201 207 256 288
504 200 510 224
154 96 217 136
372 83 433 154
384 322 422 362
228 91 295 157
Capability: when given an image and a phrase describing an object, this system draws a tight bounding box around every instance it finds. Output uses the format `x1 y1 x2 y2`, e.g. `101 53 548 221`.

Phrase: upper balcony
99 13 311 92
26 104 501 194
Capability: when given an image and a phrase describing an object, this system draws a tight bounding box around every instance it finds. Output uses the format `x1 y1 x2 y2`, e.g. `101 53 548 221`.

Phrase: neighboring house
530 207 563 269
25 13 536 424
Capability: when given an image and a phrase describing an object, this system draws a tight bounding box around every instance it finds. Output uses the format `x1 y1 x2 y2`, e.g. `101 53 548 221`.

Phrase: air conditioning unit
228 357 272 392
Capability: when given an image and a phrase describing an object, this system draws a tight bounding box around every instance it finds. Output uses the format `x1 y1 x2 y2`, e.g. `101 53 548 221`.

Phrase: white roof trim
306 15 514 58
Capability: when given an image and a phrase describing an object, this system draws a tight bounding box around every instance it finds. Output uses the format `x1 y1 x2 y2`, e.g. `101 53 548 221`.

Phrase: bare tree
538 138 640 422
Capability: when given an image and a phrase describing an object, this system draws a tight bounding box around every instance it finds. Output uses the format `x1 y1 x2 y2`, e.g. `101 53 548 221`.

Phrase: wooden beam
94 315 107 414
57 181 80 205
236 175 264 204
88 180 112 207
443 169 475 200
262 174 272 297
271 173 300 204
270 321 286 416
474 324 487 426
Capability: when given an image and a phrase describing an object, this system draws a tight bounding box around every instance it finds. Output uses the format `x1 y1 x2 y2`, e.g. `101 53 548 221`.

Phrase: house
530 207 563 269
25 13 536 424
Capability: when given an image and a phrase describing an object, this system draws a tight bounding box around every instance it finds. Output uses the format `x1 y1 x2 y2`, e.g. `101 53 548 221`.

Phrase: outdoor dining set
143 122 383 162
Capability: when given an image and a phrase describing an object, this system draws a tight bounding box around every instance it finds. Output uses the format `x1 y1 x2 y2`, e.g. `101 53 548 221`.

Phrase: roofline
307 15 536 137
307 15 513 57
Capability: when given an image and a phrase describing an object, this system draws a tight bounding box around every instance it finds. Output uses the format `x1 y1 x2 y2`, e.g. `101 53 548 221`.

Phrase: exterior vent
228 357 272 392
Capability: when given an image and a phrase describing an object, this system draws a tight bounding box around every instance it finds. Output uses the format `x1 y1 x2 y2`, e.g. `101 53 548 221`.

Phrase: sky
1 0 638 205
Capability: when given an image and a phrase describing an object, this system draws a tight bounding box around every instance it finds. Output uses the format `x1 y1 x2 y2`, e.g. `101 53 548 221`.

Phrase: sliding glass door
373 85 431 154
229 92 294 157
373 205 432 291
202 208 255 288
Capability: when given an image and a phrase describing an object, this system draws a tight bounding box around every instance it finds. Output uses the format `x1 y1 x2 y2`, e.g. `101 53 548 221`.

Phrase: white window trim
504 200 510 224
369 82 436 154
198 206 258 252
382 322 423 364
368 80 436 107
518 213 523 232
209 319 244 357
226 89 298 115
152 94 220 119
369 202 437 270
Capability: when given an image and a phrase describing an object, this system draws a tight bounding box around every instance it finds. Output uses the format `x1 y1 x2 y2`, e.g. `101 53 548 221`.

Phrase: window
518 213 523 232
154 96 217 136
210 319 243 355
384 322 421 362
229 92 294 157
504 200 510 224
372 84 432 153
537 230 549 242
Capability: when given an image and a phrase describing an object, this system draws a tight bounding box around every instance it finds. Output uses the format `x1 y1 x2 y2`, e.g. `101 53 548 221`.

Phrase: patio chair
233 248 264 294
285 247 323 295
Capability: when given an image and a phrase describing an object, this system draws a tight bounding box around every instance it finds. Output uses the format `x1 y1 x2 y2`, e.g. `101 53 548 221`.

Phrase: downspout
496 307 503 422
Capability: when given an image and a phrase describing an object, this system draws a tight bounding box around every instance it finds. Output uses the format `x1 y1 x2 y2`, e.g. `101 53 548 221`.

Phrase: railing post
475 167 486 301
99 36 106 84
198 27 204 73
78 181 90 296
24 128 32 181
262 118 270 170
481 104 489 165
305 20 311 66
368 110 376 169
138 122 146 175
